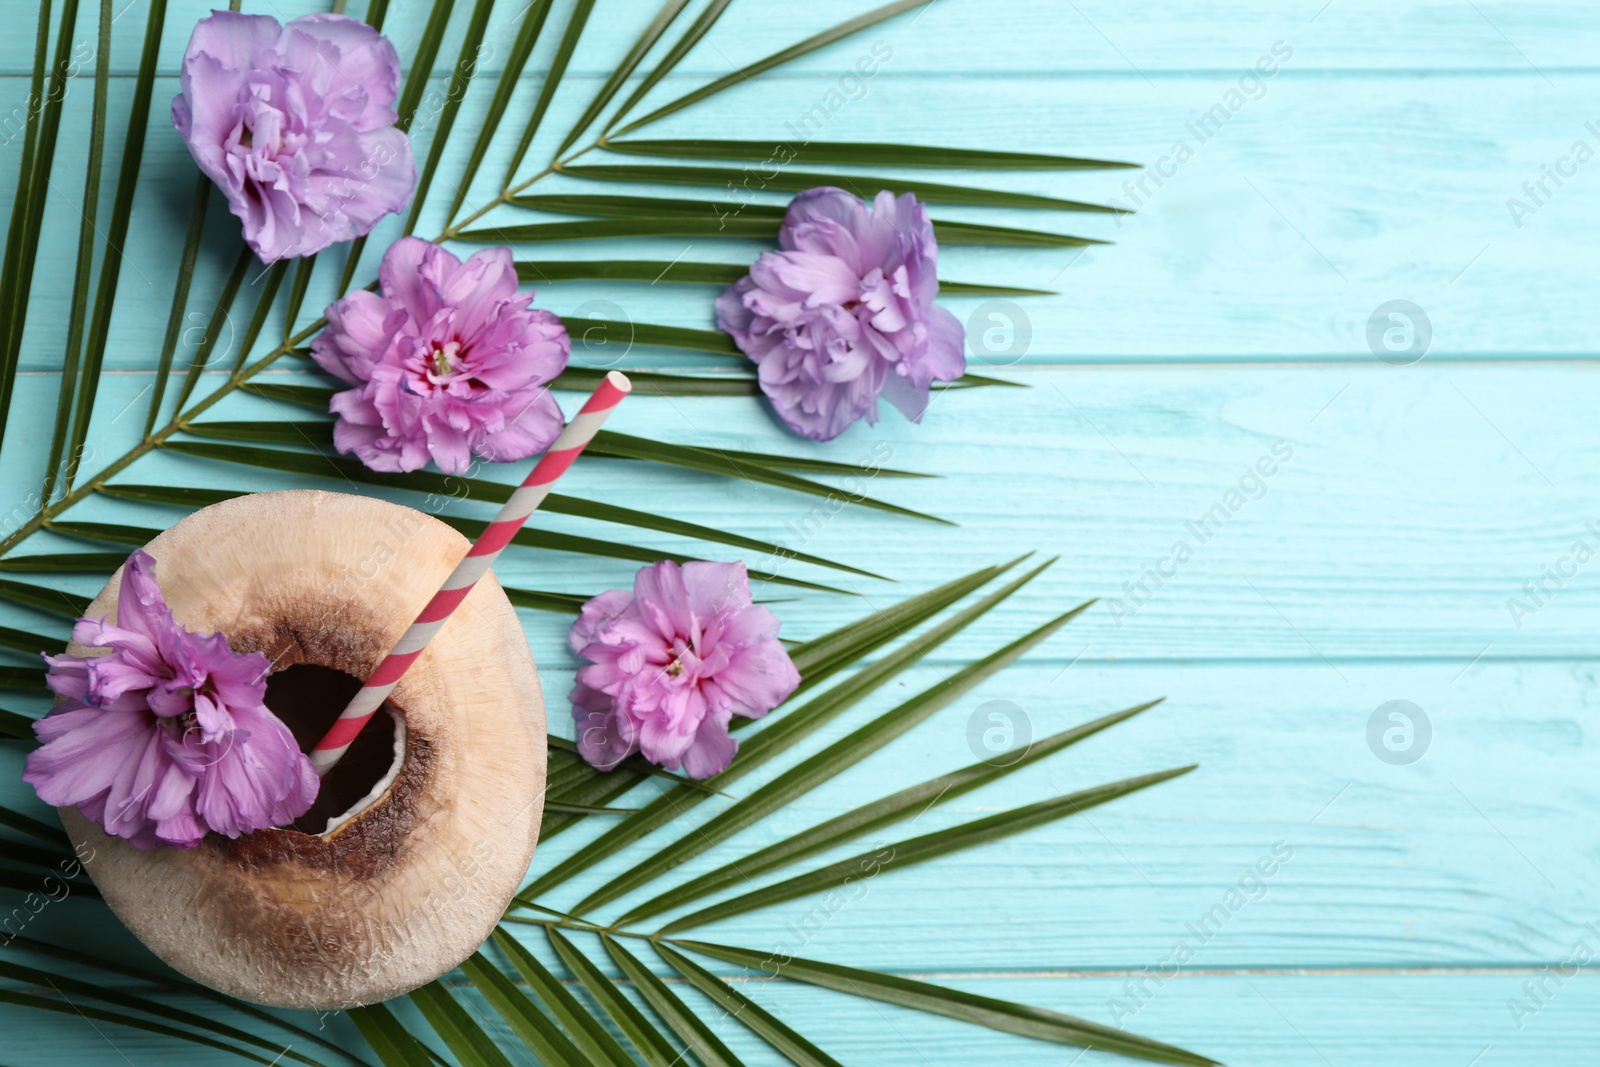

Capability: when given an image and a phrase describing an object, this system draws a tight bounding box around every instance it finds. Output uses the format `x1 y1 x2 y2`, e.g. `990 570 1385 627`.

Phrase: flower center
431 340 462 377
665 659 684 677
239 128 254 149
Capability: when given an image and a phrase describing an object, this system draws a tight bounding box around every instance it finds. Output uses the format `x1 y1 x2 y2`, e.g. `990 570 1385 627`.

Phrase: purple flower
310 237 570 474
172 11 417 262
568 561 800 779
22 551 317 850
716 187 966 441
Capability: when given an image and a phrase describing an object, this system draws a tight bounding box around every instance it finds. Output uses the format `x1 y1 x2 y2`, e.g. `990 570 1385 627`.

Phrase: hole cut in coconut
264 663 407 835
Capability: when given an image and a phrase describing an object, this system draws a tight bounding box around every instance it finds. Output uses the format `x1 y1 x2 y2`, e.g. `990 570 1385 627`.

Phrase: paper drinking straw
310 371 632 776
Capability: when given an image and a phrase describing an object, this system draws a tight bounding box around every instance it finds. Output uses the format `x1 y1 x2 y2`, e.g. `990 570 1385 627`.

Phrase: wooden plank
3 363 1595 661
3 71 1598 371
4 0 1600 76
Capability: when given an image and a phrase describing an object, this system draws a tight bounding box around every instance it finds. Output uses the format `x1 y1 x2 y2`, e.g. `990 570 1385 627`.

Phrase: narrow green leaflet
448 0 553 223
654 941 844 1067
0 578 91 618
0 551 123 574
547 168 1120 212
603 0 733 133
542 801 639 815
0 0 80 448
394 0 453 132
0 989 287 1066
407 983 516 1067
591 584 1090 916
502 587 589 614
623 700 1165 923
660 766 1196 932
613 0 928 136
9 937 374 1067
604 138 1139 170
98 484 243 509
600 934 745 1067
0 805 71 846
0 706 38 739
670 941 1218 1066
160 435 864 585
0 960 335 1067
405 0 495 235
490 930 636 1067
544 927 683 1067
349 1002 437 1067
283 255 317 341
0 623 64 653
0 0 52 443
173 247 251 414
558 316 740 355
504 0 596 186
0 666 48 690
145 177 212 435
515 258 1054 296
40 0 113 505
514 191 783 218
555 0 690 158
513 559 1019 902
459 952 588 1067
553 365 761 398
67 0 168 492
229 261 287 372
464 213 1103 248
47 520 154 547
585 430 949 524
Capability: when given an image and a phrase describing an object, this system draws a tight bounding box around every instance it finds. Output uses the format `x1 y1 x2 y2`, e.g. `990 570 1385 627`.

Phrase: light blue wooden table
2 1 1597 1063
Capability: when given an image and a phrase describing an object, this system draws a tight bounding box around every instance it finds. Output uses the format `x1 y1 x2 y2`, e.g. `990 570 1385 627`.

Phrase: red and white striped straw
309 371 632 776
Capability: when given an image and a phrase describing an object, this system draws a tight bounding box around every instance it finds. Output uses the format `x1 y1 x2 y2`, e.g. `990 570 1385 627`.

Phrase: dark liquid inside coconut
264 663 402 834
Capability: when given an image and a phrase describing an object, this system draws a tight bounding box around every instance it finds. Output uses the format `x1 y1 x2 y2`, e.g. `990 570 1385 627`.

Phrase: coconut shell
58 490 546 1009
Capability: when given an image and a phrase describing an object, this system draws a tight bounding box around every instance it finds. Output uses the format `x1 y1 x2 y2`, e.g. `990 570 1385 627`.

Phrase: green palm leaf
459 952 588 1067
462 213 1105 247
0 578 90 618
0 706 38 739
447 0 553 224
0 0 77 447
585 584 1089 915
65 0 167 493
555 0 691 158
612 0 929 137
621 699 1165 924
504 0 596 186
512 558 1035 904
514 258 1055 295
489 929 636 1067
0 959 338 1067
669 940 1218 1066
653 940 844 1067
349 1002 438 1067
543 170 1120 212
40 0 112 505
544 927 684 1067
9 938 374 1067
404 0 496 235
604 138 1139 169
145 178 211 435
407 983 516 1067
600 934 744 1067
0 988 290 1065
659 766 1195 933
603 0 734 134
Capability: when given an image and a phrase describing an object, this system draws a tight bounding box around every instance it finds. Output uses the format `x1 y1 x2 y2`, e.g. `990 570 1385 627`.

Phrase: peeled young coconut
57 489 546 1010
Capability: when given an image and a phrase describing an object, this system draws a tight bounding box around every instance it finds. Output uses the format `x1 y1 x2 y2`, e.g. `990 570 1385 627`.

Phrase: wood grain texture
0 1 1593 1064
